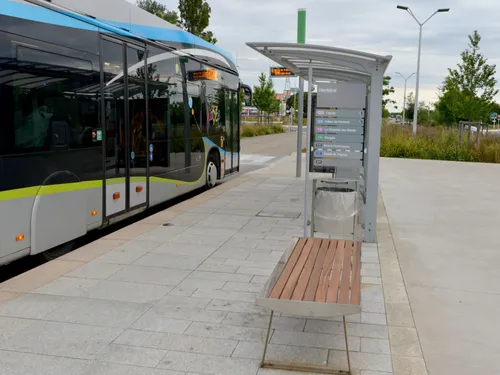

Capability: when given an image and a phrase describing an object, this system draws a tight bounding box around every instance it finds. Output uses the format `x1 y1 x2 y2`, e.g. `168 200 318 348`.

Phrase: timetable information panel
310 83 367 173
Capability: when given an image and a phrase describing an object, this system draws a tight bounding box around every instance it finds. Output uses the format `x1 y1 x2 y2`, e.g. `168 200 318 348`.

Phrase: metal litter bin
312 178 360 239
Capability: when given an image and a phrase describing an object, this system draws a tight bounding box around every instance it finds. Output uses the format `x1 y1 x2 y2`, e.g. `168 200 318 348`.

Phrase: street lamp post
397 5 449 136
395 72 416 125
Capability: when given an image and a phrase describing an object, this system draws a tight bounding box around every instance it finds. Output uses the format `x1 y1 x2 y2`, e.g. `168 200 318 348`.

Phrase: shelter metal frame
246 42 392 244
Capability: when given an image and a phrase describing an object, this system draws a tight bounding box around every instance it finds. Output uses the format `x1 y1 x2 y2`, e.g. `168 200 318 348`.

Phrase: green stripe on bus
0 174 204 201
0 186 40 201
38 181 102 195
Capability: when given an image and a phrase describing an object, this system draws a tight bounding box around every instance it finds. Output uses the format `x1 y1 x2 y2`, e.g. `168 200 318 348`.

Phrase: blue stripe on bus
203 137 225 155
2 0 98 31
2 1 235 65
203 137 241 164
106 20 235 64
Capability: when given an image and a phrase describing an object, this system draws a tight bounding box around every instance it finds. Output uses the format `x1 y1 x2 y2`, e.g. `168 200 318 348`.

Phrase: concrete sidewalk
0 155 417 375
380 158 500 375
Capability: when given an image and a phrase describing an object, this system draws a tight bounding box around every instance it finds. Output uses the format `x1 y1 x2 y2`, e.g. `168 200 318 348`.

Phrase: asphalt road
241 131 305 156
239 131 306 174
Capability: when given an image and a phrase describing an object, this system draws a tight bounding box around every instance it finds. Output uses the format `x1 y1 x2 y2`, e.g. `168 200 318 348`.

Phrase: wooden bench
256 237 361 375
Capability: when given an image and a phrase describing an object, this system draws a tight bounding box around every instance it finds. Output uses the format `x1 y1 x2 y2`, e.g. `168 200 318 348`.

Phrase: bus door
232 90 240 172
102 37 148 218
224 90 233 173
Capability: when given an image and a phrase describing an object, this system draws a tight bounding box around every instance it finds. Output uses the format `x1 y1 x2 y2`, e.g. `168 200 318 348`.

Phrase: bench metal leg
261 310 274 366
260 310 352 374
343 316 352 375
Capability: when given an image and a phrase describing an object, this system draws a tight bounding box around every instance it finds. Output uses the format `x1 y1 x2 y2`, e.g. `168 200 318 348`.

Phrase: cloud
128 0 500 110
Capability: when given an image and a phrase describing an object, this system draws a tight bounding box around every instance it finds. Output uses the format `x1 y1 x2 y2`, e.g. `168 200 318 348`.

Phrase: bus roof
3 0 236 72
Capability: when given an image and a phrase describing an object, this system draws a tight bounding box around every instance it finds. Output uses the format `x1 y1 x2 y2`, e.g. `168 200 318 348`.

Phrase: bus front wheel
206 155 218 189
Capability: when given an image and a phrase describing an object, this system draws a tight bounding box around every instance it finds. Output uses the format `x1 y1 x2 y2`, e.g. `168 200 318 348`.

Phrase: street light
395 72 416 125
397 5 449 136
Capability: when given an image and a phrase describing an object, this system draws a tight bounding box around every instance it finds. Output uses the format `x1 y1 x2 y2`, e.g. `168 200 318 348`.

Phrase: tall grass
241 124 285 138
381 124 500 163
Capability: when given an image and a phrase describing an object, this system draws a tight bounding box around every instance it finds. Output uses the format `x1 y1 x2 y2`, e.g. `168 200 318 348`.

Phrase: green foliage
252 73 280 122
285 92 317 117
383 76 396 109
380 124 500 163
436 30 498 126
241 124 284 138
178 0 217 44
137 0 216 44
404 92 415 120
136 0 178 24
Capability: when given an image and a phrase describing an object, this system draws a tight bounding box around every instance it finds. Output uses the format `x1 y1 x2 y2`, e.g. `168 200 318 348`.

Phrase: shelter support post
297 78 305 177
303 61 313 237
364 70 383 243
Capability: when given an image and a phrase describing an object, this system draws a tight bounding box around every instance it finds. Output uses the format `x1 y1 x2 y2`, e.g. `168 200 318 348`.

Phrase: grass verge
241 124 285 138
381 124 500 163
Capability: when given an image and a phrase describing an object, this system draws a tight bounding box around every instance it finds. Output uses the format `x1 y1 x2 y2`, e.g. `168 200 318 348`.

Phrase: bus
0 0 242 265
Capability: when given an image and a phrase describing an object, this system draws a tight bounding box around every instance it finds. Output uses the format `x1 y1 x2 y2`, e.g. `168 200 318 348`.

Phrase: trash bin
313 180 359 237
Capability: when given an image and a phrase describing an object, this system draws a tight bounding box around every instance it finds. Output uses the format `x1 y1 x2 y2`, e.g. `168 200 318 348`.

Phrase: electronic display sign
269 67 295 77
187 68 218 81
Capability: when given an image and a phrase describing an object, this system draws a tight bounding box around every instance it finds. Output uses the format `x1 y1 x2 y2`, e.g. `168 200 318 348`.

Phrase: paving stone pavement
0 159 424 375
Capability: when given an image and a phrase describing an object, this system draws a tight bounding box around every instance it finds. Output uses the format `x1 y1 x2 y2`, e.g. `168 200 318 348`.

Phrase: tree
434 86 466 125
136 0 178 24
417 101 432 125
286 92 317 118
404 92 415 122
440 30 498 138
178 0 217 44
383 76 396 110
253 73 280 123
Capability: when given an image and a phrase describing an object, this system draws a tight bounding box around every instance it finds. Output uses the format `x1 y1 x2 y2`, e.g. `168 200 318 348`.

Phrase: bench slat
267 237 362 308
291 239 322 300
269 237 308 299
339 241 353 304
350 241 361 305
326 240 345 303
314 240 338 303
280 238 315 300
303 239 331 301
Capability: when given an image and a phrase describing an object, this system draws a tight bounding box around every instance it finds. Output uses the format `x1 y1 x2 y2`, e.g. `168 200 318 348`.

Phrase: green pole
297 9 306 44
296 8 306 177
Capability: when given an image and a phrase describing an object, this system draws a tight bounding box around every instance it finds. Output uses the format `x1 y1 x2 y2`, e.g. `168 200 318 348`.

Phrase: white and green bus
0 0 244 264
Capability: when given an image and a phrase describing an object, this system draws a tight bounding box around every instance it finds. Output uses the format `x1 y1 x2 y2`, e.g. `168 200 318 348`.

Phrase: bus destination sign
270 67 295 77
188 68 218 81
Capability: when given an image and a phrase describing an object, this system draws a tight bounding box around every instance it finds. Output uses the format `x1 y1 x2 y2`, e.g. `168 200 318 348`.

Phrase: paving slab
0 320 123 360
44 297 151 328
80 361 184 375
158 351 260 375
0 293 71 320
0 350 89 375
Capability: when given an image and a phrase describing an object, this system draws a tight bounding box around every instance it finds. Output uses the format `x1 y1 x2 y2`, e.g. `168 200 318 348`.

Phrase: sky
129 0 500 112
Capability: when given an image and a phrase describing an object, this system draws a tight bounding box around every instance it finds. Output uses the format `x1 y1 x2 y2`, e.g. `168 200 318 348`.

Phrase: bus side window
1 33 101 154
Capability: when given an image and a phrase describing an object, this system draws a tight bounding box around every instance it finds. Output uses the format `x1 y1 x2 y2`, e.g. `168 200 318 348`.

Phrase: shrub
241 124 285 138
380 124 500 163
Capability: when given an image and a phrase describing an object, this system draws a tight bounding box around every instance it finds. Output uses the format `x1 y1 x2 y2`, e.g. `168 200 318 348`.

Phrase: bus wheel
40 241 75 262
206 156 218 189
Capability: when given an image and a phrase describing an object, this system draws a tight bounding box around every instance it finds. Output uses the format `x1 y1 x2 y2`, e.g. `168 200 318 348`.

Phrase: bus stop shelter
246 42 392 243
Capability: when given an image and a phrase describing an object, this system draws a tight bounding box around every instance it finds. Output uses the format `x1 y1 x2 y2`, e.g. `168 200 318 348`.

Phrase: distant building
275 93 285 101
